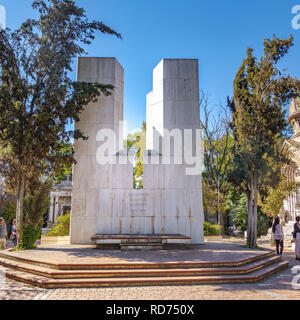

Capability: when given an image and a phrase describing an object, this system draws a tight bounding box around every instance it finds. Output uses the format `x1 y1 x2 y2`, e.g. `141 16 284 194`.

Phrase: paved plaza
2 241 273 265
0 240 299 300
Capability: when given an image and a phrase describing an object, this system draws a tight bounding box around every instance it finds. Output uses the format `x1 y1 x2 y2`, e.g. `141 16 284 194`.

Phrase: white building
48 175 72 224
283 98 300 222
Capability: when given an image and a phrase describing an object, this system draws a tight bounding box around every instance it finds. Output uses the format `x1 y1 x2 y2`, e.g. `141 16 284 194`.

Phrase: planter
204 235 223 242
41 236 70 245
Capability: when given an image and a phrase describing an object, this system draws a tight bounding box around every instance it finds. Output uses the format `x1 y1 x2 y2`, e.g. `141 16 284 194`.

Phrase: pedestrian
272 217 284 256
293 216 300 260
11 219 17 247
0 218 7 250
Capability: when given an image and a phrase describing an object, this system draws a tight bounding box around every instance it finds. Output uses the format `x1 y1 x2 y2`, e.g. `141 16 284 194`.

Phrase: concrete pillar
49 195 55 223
54 197 59 222
144 59 204 244
71 58 133 244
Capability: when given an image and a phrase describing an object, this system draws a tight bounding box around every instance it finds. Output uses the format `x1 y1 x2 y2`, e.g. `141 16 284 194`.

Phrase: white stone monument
70 57 204 244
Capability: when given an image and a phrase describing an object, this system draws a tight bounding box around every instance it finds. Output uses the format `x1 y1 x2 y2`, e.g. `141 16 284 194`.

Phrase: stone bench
91 234 191 250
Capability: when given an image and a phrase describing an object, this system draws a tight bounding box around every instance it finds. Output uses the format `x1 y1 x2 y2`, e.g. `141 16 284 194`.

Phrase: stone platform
0 242 288 288
91 234 191 250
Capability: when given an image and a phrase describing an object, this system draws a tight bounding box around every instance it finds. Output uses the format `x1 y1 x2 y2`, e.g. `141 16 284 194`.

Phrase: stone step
3 261 289 289
121 239 163 244
0 250 275 270
0 255 282 280
92 233 189 250
120 243 164 251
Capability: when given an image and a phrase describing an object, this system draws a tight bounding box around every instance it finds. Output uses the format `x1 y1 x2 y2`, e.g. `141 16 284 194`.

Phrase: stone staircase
0 251 288 289
91 234 191 251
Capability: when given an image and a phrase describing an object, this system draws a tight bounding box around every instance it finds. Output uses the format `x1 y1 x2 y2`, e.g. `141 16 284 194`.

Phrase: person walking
272 217 284 256
11 219 17 247
294 216 300 260
0 218 7 250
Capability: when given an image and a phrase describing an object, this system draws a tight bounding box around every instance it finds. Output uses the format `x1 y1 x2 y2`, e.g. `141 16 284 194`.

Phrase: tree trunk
253 171 258 247
247 171 258 248
16 175 25 248
218 210 224 234
217 176 224 233
247 174 253 247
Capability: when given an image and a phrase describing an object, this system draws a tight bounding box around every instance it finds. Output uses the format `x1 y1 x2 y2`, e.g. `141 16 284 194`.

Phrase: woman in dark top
11 219 17 247
294 216 300 260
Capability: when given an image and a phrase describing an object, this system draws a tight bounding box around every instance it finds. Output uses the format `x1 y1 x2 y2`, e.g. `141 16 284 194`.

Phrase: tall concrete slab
71 58 133 244
144 59 204 243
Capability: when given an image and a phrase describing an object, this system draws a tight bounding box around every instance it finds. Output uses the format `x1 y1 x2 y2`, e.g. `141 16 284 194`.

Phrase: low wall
41 236 70 245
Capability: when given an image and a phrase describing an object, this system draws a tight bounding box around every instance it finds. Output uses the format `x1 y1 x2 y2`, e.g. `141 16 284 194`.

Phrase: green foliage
2 201 16 223
21 224 41 250
52 143 74 184
24 179 51 227
46 213 70 236
125 122 146 189
202 181 226 215
2 201 16 237
229 35 300 247
258 175 296 218
0 176 14 215
257 213 272 237
15 178 51 249
203 222 222 236
228 192 272 237
0 0 121 247
229 193 248 232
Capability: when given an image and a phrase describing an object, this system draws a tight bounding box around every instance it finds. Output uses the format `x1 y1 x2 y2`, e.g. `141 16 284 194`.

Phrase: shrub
257 213 272 237
204 222 222 236
46 213 70 236
229 193 272 236
21 224 42 250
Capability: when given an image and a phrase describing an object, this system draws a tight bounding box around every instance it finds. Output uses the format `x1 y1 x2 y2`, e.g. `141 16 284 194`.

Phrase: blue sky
1 0 300 132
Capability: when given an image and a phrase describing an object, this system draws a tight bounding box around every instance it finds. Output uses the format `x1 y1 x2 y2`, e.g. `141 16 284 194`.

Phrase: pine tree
229 35 300 248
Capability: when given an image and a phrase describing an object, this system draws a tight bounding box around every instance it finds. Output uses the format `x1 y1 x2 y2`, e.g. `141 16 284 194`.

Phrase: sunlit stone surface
70 58 204 244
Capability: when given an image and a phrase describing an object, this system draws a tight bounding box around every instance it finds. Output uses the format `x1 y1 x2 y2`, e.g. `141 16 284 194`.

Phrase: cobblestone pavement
0 242 299 300
0 277 45 300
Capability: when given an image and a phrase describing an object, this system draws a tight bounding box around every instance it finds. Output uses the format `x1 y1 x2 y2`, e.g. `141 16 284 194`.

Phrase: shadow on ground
6 241 273 264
